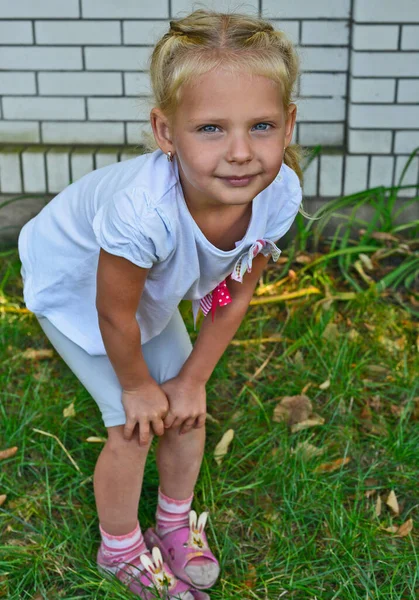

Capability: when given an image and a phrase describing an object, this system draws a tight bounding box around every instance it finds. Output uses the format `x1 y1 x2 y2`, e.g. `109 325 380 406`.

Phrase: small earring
166 151 173 162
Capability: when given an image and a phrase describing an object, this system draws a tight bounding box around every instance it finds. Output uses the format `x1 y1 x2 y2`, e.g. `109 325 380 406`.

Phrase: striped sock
97 521 148 570
155 487 193 537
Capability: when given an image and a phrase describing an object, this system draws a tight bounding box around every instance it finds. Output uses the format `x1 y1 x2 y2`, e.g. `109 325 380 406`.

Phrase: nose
226 132 253 164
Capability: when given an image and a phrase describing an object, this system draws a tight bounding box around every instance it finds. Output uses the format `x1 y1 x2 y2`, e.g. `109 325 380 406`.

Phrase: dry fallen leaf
293 441 325 460
0 495 6 507
348 328 360 341
273 394 312 425
314 457 351 473
359 253 374 271
206 412 220 425
376 495 382 517
21 349 54 360
63 402 76 418
319 378 330 390
291 414 325 433
214 429 234 466
85 437 107 443
0 447 18 460
386 490 400 515
383 525 399 534
395 518 413 537
243 564 257 589
322 322 339 342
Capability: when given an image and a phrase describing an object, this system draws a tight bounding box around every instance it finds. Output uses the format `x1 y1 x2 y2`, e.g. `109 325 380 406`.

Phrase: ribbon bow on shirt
194 238 281 324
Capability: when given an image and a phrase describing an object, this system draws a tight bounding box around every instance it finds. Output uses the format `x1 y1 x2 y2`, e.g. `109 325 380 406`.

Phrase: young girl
18 10 304 599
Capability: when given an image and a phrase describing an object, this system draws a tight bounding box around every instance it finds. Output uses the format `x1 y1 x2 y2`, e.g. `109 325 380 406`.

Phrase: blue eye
253 123 270 131
199 125 219 133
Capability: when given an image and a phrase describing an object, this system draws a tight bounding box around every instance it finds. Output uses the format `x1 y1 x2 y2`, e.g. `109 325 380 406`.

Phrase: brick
269 21 300 45
349 130 392 154
173 0 258 16
39 72 123 96
0 72 36 95
0 0 79 18
0 47 82 70
353 25 399 51
42 122 124 145
302 21 349 46
3 97 85 121
352 53 419 77
354 0 419 23
35 21 121 45
126 122 154 146
0 21 33 44
402 26 419 50
70 148 95 183
301 155 318 197
22 148 46 192
82 0 168 18
299 124 344 146
350 79 395 103
123 20 170 46
395 132 419 154
297 98 345 122
350 105 419 129
343 156 368 195
0 148 23 193
46 147 71 193
85 47 151 71
320 155 343 197
299 73 346 97
299 47 348 72
263 0 350 18
0 121 40 143
95 148 121 169
395 156 419 198
88 98 150 121
369 157 394 188
124 73 152 97
397 80 419 103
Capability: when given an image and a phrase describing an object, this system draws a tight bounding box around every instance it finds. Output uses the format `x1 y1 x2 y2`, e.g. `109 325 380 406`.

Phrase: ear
150 107 175 156
284 103 297 148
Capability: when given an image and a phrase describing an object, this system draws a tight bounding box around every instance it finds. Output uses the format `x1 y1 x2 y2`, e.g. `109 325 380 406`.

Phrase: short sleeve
264 164 303 242
92 188 173 268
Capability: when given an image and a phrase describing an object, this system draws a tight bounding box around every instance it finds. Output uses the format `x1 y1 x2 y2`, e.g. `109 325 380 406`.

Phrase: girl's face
151 67 296 212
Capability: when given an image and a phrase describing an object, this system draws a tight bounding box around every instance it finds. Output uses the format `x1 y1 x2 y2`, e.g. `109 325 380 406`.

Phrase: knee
105 425 153 456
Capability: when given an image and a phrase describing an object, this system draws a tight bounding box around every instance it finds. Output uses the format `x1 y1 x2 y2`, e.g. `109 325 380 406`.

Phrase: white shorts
36 310 193 428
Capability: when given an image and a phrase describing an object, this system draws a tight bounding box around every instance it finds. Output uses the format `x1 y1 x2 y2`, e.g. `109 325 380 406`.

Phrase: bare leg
93 424 153 535
156 425 219 587
156 425 206 499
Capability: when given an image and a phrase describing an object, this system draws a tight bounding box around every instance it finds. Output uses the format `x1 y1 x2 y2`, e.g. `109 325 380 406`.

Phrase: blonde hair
143 9 308 189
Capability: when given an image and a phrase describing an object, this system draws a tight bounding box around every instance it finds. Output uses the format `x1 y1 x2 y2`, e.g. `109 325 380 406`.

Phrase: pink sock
97 521 148 568
155 487 193 537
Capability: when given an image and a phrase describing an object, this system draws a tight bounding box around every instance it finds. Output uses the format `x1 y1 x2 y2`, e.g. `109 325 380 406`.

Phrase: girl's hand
160 376 207 435
122 381 169 446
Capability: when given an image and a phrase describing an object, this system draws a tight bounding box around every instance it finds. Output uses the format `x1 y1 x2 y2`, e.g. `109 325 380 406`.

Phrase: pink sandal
98 546 209 599
144 511 220 591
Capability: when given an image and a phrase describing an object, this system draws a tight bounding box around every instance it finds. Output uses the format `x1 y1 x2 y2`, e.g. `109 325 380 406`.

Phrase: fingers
151 417 165 437
163 410 177 429
123 419 135 441
194 413 207 429
179 417 198 436
138 419 150 446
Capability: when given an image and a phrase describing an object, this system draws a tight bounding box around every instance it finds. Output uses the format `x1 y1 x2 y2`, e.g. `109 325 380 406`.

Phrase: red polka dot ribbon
200 279 232 322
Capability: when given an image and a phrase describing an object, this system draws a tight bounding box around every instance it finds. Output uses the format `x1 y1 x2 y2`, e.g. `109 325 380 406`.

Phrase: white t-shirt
18 149 302 355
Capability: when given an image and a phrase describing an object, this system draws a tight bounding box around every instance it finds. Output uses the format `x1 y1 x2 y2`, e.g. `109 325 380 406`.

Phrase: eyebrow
187 115 282 123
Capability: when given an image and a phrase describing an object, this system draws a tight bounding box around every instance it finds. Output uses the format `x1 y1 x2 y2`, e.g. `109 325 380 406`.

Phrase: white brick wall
353 25 399 50
350 79 396 103
0 20 33 44
82 0 169 19
354 0 419 23
35 21 121 45
0 0 417 197
402 26 419 51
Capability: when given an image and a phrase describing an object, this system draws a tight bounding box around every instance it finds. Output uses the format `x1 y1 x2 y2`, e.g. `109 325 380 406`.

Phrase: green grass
1 243 418 599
